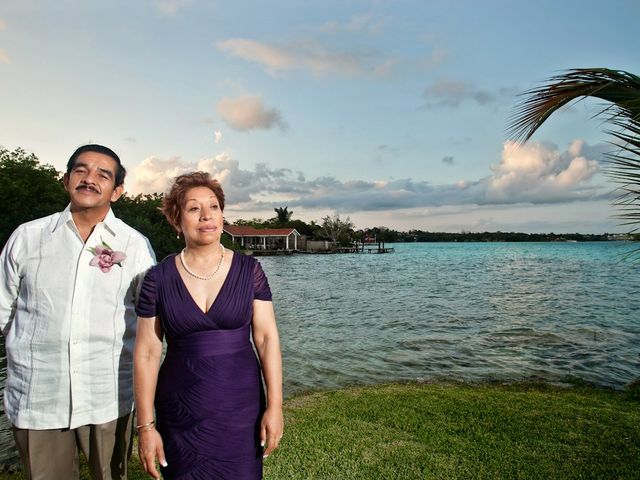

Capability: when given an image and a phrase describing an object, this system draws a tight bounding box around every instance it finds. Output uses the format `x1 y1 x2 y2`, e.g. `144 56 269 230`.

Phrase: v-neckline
172 251 236 316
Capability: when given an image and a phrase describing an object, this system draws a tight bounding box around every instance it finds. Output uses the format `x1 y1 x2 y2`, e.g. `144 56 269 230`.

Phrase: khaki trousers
12 413 133 480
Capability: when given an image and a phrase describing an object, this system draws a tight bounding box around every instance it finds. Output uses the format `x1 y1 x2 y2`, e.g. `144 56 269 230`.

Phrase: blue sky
1 0 639 232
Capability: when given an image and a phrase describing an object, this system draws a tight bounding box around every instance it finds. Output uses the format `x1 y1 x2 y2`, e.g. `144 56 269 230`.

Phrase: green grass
2 382 639 479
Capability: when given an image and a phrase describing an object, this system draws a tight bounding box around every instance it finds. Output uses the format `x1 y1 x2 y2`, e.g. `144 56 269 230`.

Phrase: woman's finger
157 442 168 468
146 456 161 480
263 427 283 457
260 423 267 449
138 432 164 479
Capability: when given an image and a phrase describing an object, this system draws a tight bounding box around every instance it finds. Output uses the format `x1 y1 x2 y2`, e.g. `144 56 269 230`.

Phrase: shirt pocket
21 286 71 346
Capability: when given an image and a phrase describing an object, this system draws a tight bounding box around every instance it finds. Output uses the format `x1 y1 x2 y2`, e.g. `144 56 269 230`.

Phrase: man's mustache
76 184 99 193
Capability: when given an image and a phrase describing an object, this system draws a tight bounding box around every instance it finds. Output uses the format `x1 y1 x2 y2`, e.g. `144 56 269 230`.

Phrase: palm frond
508 68 640 256
508 68 640 142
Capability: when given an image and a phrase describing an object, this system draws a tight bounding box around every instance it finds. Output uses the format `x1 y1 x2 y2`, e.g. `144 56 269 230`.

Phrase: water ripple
261 242 640 397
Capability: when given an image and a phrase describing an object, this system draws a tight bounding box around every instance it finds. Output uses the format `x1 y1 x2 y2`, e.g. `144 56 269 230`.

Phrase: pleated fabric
136 253 272 479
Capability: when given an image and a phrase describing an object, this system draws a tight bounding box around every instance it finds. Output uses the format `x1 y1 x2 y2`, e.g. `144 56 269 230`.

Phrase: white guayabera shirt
0 206 155 429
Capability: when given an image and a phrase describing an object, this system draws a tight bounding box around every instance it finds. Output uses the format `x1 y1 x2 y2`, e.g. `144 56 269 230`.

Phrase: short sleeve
253 260 272 301
135 267 158 317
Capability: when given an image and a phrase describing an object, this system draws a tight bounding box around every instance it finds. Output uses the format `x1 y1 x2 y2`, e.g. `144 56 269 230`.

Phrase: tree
233 218 266 228
0 147 239 259
0 147 68 248
320 213 354 246
273 206 293 225
112 193 184 260
508 68 640 256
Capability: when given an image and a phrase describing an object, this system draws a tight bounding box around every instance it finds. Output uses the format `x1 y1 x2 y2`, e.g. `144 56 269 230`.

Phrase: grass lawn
1 381 638 479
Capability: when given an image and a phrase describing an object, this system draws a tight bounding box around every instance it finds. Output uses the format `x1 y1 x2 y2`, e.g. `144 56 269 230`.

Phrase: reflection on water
1 241 639 466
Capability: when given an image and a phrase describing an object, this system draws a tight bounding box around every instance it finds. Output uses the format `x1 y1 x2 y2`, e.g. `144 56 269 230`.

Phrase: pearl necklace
180 245 226 281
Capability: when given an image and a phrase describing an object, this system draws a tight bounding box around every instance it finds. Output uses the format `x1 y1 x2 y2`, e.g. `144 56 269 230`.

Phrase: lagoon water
262 242 640 396
1 241 639 466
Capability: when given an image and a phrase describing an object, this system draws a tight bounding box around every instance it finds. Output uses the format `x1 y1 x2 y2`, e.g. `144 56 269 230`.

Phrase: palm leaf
508 68 640 142
508 68 640 248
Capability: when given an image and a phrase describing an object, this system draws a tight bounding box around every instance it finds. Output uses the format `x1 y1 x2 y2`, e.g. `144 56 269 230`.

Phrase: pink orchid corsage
88 239 126 273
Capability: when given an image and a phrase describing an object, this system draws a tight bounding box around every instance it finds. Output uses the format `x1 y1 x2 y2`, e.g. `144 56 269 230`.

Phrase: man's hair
67 144 126 187
161 171 225 232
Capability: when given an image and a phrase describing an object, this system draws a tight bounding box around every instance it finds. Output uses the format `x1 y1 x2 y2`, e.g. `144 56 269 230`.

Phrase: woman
134 172 283 479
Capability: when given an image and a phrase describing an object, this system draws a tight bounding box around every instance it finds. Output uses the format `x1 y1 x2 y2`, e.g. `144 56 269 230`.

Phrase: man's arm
0 229 22 335
132 236 157 303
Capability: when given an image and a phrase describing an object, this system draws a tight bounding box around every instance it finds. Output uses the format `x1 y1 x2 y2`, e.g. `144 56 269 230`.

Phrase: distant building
224 225 301 251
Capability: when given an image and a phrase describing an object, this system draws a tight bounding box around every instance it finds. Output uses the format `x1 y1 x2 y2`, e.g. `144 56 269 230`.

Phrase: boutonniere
88 238 127 273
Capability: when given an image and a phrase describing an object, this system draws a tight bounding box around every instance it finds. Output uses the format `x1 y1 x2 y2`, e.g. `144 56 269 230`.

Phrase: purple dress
136 253 272 479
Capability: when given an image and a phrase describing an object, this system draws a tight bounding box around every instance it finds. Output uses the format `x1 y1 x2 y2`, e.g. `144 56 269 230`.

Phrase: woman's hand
260 405 284 458
137 428 167 479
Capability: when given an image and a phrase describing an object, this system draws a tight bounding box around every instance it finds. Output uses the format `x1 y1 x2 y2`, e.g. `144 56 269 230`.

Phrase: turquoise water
1 241 639 466
259 242 640 397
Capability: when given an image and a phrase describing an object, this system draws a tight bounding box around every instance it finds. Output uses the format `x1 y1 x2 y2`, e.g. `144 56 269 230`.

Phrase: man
0 144 156 479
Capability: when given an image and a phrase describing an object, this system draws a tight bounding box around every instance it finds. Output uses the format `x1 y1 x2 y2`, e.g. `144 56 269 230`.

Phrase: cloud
0 48 9 64
214 130 223 143
216 37 395 78
131 152 302 205
132 140 606 215
217 95 287 132
442 156 454 165
484 140 601 204
0 18 5 30
155 0 191 15
131 152 237 197
216 39 293 76
423 78 515 109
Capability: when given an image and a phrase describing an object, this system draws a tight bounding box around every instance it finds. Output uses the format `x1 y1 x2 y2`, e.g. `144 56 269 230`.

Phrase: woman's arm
252 299 284 457
133 316 166 479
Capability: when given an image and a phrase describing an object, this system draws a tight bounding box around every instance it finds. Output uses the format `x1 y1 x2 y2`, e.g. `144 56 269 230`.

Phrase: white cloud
217 95 286 132
216 37 395 78
131 141 606 215
214 130 222 144
486 140 600 203
216 39 293 76
0 48 10 64
156 0 191 15
0 18 6 30
131 152 237 197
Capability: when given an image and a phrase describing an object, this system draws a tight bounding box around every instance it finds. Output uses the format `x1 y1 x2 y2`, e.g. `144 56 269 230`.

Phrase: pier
247 246 395 255
335 246 395 254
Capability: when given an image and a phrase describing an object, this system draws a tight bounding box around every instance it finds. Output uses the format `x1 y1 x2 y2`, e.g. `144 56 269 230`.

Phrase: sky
1 0 639 233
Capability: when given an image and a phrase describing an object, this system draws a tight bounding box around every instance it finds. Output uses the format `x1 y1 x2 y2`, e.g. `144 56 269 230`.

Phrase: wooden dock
334 246 395 254
245 246 395 256
247 249 295 256
363 247 394 254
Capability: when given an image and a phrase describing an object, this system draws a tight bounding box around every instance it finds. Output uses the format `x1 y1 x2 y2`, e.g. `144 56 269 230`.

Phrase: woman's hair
161 171 225 231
